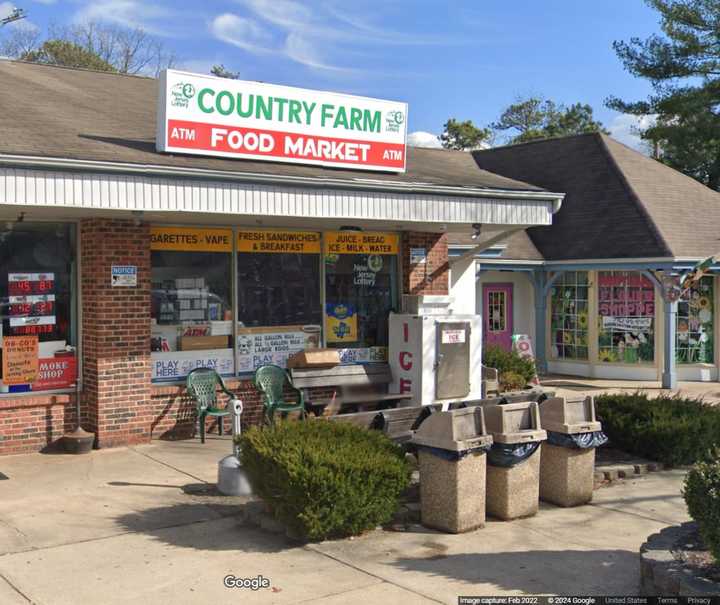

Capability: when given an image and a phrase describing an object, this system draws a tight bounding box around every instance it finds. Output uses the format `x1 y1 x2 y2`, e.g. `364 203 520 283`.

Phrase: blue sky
1 0 662 149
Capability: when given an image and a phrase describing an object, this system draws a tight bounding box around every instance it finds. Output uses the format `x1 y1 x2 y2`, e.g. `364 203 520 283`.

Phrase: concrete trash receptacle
484 401 547 520
411 407 493 533
538 396 606 507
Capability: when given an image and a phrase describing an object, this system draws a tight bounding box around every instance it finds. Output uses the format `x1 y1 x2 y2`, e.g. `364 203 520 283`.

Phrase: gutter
0 153 566 206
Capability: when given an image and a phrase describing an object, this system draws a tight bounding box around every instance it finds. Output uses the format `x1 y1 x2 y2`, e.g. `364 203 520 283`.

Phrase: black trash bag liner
546 430 608 450
487 441 540 468
416 443 493 462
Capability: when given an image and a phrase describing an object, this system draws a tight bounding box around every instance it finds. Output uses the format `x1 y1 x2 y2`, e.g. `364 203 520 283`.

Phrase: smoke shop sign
156 69 407 172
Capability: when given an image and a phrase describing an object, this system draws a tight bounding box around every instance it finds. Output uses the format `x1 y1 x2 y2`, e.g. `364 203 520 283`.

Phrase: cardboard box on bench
287 349 340 369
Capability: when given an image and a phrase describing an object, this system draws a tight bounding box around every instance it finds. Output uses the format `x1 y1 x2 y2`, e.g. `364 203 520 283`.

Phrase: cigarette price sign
8 273 56 335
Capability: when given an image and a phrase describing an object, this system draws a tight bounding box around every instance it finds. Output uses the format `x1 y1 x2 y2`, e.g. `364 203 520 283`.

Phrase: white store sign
156 70 408 172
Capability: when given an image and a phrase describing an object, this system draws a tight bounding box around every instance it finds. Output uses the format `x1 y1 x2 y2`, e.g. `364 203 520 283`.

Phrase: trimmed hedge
483 345 536 386
238 420 410 541
499 371 526 392
683 447 720 563
595 393 720 466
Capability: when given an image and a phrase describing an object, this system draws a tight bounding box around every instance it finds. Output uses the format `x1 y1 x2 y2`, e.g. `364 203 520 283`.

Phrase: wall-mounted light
471 223 482 240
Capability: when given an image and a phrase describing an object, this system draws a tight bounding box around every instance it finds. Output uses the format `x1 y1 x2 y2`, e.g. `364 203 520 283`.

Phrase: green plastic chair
186 368 234 443
253 364 306 424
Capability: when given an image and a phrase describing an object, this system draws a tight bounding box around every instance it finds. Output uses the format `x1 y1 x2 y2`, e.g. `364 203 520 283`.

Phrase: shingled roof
0 60 542 194
470 133 720 260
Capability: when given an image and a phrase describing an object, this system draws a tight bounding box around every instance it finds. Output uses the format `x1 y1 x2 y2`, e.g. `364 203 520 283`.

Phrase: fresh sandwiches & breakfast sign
156 69 408 172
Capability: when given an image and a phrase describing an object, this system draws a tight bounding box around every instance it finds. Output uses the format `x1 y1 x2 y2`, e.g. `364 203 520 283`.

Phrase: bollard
217 398 253 496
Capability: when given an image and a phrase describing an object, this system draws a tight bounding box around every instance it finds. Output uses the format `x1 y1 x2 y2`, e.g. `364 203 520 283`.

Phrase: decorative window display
597 271 655 363
550 271 589 360
150 227 234 382
236 230 322 373
0 223 77 393
676 276 714 364
324 231 399 364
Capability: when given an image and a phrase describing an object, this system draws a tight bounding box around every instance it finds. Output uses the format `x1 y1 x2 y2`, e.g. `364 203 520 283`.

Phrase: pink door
483 283 513 351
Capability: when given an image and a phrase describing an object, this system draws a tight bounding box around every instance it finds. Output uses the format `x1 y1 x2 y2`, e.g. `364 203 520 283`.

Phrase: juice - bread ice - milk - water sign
156 70 408 172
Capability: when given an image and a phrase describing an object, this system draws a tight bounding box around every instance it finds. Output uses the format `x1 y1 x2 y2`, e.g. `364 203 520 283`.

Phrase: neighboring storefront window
324 231 399 363
677 276 714 364
597 271 655 363
0 222 77 393
550 271 589 360
236 230 322 373
150 227 234 382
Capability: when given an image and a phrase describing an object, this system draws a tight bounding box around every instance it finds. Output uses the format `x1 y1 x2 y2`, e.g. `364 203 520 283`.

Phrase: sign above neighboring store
156 70 408 172
324 231 399 255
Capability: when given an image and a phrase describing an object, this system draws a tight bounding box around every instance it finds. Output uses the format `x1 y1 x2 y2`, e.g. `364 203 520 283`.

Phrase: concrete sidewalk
0 436 689 604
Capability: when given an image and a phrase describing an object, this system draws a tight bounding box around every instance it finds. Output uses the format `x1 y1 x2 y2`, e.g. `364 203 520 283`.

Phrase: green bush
238 420 410 541
595 393 720 465
483 345 536 385
683 447 720 563
499 371 527 392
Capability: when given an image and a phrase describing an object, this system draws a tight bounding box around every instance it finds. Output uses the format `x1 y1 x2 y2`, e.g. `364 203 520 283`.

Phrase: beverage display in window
676 276 714 364
550 271 589 360
236 230 321 372
324 231 398 363
150 227 234 381
0 223 77 392
597 271 655 363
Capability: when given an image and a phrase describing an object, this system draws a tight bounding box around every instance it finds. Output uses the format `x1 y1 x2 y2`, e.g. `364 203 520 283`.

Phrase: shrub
238 420 410 541
683 447 720 563
499 371 527 392
483 345 536 385
595 393 720 465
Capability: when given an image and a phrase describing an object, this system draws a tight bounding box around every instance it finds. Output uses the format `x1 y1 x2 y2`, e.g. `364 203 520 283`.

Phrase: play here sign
156 70 408 172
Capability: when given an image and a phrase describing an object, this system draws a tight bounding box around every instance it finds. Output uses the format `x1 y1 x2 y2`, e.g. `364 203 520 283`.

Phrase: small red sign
34 356 77 390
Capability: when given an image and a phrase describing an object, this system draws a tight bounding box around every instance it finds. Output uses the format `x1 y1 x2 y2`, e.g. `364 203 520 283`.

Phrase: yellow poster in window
324 231 398 255
238 230 320 254
150 227 233 252
2 335 39 385
325 303 358 343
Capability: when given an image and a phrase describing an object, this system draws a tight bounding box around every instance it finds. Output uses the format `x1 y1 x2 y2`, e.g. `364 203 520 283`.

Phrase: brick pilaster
402 232 449 296
81 219 152 448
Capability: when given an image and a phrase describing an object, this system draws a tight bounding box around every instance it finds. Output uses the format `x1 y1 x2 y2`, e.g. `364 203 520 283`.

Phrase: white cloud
210 13 274 54
407 131 442 149
283 32 354 72
73 1 177 37
609 113 656 155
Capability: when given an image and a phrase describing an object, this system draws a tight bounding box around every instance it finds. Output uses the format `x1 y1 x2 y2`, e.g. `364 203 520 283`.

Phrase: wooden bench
290 364 412 415
315 388 552 445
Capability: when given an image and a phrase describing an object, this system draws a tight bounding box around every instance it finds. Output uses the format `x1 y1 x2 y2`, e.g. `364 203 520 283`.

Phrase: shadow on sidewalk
390 548 638 594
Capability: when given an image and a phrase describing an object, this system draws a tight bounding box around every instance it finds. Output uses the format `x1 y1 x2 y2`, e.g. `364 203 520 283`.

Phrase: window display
597 271 655 363
236 230 322 373
676 276 714 364
324 231 399 364
0 223 77 393
150 227 234 382
550 271 589 360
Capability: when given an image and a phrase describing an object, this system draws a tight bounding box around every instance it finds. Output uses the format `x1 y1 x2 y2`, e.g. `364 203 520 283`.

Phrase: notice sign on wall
156 70 408 172
324 231 399 255
111 265 137 287
237 230 321 254
2 335 39 385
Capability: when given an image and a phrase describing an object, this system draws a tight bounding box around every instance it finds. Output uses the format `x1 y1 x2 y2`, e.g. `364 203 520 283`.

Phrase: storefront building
0 61 563 455
449 133 720 384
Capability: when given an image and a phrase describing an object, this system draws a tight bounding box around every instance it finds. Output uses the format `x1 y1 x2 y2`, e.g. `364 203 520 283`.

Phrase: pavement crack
588 501 681 526
304 544 444 604
0 571 34 604
128 447 208 484
0 517 28 541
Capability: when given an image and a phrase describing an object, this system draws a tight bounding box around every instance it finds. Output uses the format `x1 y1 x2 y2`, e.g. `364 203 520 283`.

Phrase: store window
597 271 655 363
236 230 322 373
324 231 399 364
550 271 589 360
677 276 714 364
0 222 77 393
150 227 234 382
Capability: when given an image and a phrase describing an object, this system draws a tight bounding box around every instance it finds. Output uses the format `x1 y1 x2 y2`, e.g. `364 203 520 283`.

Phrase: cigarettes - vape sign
156 70 408 172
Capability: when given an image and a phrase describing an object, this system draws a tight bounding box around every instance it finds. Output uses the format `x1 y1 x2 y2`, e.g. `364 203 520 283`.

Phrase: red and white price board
8 273 56 335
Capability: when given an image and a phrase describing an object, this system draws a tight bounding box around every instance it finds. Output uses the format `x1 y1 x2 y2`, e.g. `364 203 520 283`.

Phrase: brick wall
0 394 77 455
402 232 449 295
81 219 152 448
